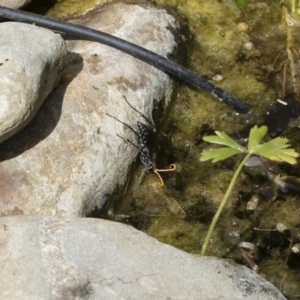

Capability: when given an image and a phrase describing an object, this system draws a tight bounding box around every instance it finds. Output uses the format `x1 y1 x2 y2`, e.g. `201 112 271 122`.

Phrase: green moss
235 0 248 10
148 216 206 254
46 0 107 19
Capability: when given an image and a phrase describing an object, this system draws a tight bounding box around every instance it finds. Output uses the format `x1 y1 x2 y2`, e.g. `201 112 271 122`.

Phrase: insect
107 96 176 187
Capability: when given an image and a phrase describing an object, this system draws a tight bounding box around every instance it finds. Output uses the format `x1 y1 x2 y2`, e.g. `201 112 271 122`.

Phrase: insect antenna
106 112 139 136
122 96 156 130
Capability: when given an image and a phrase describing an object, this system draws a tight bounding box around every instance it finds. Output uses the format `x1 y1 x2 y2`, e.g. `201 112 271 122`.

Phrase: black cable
0 5 252 114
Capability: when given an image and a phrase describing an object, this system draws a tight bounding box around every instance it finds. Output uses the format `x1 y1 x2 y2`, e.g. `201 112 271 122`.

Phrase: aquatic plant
199 125 299 255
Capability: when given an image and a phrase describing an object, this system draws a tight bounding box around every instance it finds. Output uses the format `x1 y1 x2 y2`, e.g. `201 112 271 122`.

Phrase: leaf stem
201 153 252 256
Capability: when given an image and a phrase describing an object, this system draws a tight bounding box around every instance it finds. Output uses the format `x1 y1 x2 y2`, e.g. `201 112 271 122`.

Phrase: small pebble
212 74 223 82
244 42 253 50
276 223 287 233
239 242 256 251
238 22 249 31
246 195 260 210
292 243 300 253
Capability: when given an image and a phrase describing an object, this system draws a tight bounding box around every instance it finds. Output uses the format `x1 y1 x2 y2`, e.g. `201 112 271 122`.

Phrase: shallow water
113 1 300 298
27 0 300 298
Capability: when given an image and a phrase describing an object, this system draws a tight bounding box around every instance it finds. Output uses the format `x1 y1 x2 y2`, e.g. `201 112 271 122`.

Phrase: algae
46 0 107 19
114 1 300 298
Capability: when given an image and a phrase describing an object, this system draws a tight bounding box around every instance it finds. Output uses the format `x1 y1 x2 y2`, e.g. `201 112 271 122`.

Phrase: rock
0 215 286 300
0 3 178 216
0 22 67 143
0 1 32 9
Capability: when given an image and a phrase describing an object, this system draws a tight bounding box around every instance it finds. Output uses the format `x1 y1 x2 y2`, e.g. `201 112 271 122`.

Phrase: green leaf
200 147 243 163
201 126 299 165
253 137 299 164
248 125 268 151
203 131 247 153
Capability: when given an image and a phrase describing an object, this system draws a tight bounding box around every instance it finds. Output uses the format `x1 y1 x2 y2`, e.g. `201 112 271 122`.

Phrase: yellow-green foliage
200 125 299 255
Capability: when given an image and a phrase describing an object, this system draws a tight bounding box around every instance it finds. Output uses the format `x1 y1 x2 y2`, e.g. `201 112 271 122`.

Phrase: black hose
0 5 252 114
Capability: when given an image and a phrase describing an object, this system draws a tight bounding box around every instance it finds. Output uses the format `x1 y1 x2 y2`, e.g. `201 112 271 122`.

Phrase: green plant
199 125 299 256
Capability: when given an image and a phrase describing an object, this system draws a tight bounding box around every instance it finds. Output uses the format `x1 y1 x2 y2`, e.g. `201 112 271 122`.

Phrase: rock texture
0 3 177 217
0 0 32 9
0 22 67 143
0 215 286 300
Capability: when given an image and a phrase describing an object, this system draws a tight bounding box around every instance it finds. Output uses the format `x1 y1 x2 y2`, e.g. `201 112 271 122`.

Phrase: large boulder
0 22 67 144
0 3 178 216
0 215 286 300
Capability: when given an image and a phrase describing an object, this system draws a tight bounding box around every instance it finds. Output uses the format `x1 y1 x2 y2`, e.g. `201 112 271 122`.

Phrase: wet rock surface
0 22 67 144
0 3 177 217
0 215 287 300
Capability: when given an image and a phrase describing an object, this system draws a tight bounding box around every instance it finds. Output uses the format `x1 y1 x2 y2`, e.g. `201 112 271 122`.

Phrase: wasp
107 96 176 186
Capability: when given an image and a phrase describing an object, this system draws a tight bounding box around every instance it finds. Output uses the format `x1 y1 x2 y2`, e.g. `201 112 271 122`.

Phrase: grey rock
0 22 67 143
0 0 32 9
0 3 177 216
0 215 286 300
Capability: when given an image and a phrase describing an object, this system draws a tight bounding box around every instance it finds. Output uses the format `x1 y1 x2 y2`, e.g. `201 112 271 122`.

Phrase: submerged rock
0 215 287 300
0 22 67 144
0 3 178 216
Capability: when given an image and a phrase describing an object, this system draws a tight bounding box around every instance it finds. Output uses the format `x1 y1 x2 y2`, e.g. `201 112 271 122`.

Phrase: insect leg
138 168 147 184
116 134 139 149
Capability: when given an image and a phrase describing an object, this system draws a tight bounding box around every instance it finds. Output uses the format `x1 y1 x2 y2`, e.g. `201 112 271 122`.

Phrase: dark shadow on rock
0 52 83 162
